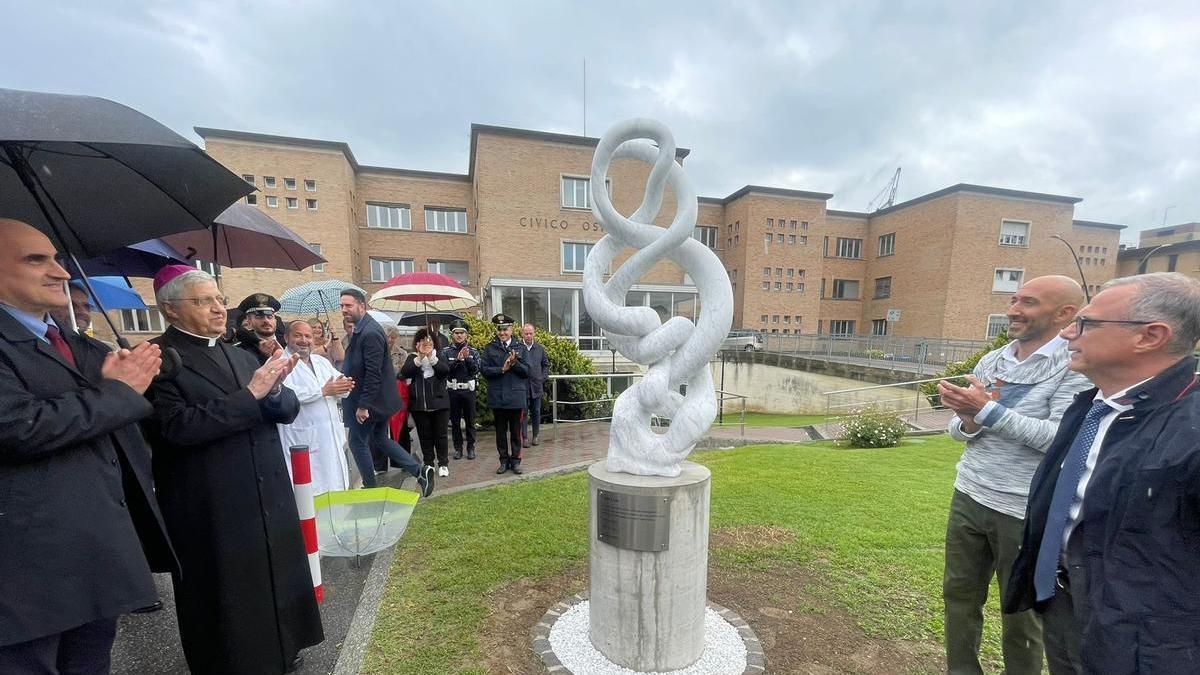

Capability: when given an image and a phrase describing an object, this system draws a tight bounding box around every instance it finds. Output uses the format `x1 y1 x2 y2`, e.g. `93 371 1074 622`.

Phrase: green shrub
463 315 607 428
840 406 908 448
864 348 885 359
919 332 1010 408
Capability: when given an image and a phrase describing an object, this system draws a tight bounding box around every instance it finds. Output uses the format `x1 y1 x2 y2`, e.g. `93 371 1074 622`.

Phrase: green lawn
716 411 829 427
363 436 1005 674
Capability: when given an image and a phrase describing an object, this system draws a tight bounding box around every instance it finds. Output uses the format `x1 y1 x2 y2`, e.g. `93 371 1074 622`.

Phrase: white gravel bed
548 601 747 674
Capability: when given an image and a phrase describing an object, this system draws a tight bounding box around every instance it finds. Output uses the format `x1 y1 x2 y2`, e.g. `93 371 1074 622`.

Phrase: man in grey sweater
938 275 1091 675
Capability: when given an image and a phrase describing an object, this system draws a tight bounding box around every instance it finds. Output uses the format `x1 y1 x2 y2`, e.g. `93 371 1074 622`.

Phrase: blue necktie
1033 399 1113 601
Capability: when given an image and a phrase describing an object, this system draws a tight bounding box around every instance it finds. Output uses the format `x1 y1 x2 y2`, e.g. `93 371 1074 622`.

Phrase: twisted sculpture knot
583 119 733 477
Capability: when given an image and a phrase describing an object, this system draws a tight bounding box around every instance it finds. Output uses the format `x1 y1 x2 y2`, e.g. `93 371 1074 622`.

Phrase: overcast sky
3 1 1197 242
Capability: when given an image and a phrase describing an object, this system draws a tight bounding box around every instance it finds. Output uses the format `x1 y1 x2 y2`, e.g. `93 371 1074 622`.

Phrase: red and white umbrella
368 272 477 312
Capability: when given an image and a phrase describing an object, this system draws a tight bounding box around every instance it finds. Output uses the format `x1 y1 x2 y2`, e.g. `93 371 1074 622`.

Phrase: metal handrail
546 372 747 438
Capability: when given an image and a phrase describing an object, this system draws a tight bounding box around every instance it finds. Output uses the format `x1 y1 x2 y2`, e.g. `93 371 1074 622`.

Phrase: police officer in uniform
480 313 529 475
234 293 282 365
443 319 481 460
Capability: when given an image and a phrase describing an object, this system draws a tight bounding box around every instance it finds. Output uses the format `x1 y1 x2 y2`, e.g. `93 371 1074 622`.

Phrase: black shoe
511 461 523 475
496 461 509 475
132 600 164 614
532 435 540 446
285 655 304 673
416 465 435 497
453 448 463 460
466 447 476 460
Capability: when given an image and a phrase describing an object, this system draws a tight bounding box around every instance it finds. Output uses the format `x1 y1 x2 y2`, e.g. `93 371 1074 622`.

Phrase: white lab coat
277 349 350 495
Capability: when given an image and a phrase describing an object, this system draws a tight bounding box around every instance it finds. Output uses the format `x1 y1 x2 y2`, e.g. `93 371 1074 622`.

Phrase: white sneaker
438 465 449 477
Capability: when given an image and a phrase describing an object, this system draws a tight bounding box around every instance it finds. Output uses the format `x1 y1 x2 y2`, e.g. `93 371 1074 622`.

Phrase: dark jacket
480 337 529 409
0 312 177 646
340 312 402 424
520 340 550 399
1004 356 1200 675
442 342 480 384
400 352 450 412
144 327 322 675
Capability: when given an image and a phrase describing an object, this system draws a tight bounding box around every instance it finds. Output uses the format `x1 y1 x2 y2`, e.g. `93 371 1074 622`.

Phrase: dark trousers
493 407 523 464
449 389 477 452
348 416 422 488
0 617 117 675
943 490 1043 675
411 408 450 467
522 395 542 442
1042 563 1088 675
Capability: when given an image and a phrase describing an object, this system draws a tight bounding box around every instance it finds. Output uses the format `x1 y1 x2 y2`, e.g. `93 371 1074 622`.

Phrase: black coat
143 327 322 674
0 311 176 647
340 312 402 423
400 352 450 411
1005 356 1200 674
480 338 529 409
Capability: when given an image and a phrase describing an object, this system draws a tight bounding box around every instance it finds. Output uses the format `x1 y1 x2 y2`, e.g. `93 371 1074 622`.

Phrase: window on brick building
562 242 606 274
760 315 768 324
424 207 468 233
561 176 610 209
307 199 318 211
246 194 257 205
829 320 856 336
874 276 892 299
993 268 1023 293
761 281 769 291
871 319 888 336
428 260 470 285
304 179 316 191
693 226 717 249
264 176 276 188
1000 220 1030 247
370 257 413 282
284 178 297 191
773 281 782 290
120 307 166 333
986 314 1009 339
241 174 254 185
265 196 278 208
763 267 770 277
796 283 805 293
286 197 298 209
832 279 860 299
835 237 862 258
767 218 774 229
878 232 896 257
310 243 324 272
366 203 411 229
788 234 796 244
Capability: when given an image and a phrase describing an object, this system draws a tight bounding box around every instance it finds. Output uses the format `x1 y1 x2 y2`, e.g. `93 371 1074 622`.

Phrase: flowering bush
840 406 908 448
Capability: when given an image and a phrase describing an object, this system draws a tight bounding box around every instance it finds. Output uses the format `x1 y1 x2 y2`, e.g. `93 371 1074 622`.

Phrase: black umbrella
396 311 462 327
0 87 252 345
163 202 326 278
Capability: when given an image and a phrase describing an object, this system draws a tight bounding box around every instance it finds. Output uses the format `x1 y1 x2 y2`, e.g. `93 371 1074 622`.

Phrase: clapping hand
322 375 355 397
502 349 517 371
256 337 282 359
458 345 469 360
102 342 163 395
248 350 298 400
418 337 435 357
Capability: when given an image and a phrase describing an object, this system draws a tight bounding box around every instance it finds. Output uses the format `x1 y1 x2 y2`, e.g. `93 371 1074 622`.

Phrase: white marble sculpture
583 119 733 477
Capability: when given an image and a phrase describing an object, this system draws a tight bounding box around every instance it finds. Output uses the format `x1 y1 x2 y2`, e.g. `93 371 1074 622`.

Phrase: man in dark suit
143 264 323 675
1005 273 1200 675
339 288 433 494
519 322 550 447
233 293 283 365
0 218 175 674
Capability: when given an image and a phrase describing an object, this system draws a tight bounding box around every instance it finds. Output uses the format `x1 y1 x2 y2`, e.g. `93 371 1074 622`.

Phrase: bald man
0 219 175 674
938 275 1093 675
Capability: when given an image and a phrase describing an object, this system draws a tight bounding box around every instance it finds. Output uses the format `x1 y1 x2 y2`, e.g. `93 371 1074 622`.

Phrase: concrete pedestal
588 460 711 671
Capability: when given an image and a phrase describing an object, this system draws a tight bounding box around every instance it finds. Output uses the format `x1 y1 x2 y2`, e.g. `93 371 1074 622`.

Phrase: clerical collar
173 325 221 347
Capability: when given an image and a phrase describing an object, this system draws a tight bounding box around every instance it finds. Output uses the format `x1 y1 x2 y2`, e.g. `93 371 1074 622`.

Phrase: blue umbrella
72 276 147 311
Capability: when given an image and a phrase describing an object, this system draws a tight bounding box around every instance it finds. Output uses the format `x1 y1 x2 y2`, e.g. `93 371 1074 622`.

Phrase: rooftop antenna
867 167 901 212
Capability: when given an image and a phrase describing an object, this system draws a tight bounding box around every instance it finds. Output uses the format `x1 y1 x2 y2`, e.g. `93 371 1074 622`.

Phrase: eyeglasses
1071 316 1155 334
174 295 228 309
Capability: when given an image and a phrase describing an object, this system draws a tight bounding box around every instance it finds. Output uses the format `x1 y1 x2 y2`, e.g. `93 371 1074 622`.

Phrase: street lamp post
1137 243 1174 274
1050 234 1091 302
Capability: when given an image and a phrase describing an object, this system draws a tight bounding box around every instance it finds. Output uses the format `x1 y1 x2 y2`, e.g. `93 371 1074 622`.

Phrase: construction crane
867 167 901 212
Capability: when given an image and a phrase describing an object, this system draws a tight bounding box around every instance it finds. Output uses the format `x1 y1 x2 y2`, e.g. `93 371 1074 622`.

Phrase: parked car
722 330 765 352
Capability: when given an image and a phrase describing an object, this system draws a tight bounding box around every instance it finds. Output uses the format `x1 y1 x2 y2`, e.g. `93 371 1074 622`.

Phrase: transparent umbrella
313 487 419 557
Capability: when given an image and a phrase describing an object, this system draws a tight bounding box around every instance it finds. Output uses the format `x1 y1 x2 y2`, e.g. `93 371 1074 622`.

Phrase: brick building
1116 222 1200 281
110 124 1126 348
